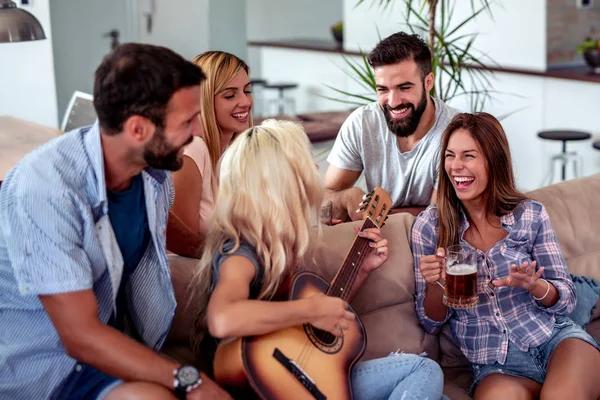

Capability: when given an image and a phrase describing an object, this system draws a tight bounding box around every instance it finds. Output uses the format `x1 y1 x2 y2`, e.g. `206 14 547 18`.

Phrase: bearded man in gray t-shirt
325 32 457 221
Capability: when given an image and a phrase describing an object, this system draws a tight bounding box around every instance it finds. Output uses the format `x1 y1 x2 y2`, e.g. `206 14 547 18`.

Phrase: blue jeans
351 352 445 400
569 274 600 328
54 364 122 400
469 316 600 395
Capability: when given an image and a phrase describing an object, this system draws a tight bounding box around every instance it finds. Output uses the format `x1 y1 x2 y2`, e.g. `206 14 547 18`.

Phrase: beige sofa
164 174 600 399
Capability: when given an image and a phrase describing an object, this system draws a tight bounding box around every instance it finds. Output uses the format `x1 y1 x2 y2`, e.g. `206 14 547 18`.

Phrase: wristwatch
173 365 202 399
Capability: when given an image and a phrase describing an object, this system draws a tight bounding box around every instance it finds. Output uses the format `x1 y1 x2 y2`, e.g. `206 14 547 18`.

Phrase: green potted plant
331 21 344 48
577 37 600 74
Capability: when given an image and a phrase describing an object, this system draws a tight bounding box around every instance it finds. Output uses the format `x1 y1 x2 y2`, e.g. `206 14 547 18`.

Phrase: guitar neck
326 218 377 301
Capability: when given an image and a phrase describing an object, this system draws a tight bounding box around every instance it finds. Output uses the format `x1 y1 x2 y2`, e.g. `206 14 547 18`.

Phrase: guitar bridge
272 348 326 400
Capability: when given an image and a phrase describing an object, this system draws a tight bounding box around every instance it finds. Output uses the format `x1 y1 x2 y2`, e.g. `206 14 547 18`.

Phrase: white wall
247 0 343 80
138 0 247 61
443 0 547 71
343 0 411 53
0 1 58 128
138 0 210 60
247 0 343 42
209 0 247 61
343 0 547 71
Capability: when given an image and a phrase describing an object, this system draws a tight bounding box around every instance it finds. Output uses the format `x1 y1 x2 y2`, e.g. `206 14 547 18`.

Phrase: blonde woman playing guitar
188 120 444 400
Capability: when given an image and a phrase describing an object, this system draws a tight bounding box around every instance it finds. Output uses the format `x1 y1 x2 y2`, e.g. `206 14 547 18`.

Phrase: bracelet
532 278 550 301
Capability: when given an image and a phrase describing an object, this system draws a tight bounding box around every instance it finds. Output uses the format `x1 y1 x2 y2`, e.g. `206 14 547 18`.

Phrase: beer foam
447 263 477 275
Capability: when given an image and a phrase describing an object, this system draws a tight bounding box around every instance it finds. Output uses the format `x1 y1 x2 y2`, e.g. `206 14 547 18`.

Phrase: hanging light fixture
0 0 46 43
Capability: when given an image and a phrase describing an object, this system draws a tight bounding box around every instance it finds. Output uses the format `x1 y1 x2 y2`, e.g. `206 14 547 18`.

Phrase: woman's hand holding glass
419 247 446 285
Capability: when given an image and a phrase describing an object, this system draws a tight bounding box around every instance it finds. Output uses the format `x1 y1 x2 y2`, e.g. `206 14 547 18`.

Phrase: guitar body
214 271 366 400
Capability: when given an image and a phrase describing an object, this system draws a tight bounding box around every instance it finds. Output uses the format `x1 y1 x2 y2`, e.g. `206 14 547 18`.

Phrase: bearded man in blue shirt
0 43 230 400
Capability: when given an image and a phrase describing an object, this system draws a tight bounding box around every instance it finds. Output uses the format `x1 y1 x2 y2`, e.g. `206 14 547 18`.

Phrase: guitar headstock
358 186 392 228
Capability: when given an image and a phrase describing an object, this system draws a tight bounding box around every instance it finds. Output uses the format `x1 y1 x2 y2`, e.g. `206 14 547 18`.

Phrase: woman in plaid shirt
411 112 600 399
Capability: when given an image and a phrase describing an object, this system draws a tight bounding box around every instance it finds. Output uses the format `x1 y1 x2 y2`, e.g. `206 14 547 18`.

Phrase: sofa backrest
529 173 600 283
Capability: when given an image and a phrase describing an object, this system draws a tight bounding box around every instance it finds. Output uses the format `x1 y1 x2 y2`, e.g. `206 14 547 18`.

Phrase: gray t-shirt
327 98 458 208
212 240 264 299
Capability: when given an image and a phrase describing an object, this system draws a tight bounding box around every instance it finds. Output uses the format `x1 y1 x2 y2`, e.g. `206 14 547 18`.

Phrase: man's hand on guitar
344 188 367 222
354 226 389 273
308 294 355 337
187 373 232 400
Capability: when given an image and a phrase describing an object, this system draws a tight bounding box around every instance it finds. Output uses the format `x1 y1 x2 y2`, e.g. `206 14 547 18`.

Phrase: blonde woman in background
164 52 253 347
188 119 445 400
167 51 253 257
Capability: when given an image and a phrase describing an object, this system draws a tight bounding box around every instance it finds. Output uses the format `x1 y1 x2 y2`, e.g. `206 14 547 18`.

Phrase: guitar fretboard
327 217 378 301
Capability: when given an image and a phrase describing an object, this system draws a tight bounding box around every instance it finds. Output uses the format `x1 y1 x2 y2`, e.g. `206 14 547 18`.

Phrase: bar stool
538 130 591 183
249 78 268 118
264 82 298 116
593 140 600 151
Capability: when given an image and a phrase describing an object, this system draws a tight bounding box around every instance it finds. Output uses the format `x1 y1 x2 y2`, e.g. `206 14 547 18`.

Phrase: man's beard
383 85 428 138
143 126 193 171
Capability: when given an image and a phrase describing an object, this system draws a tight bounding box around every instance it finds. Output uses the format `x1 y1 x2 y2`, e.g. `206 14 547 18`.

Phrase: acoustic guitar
213 187 392 400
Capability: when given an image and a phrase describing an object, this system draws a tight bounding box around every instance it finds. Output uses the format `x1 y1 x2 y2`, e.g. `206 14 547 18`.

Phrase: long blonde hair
189 119 323 353
437 112 526 249
191 51 253 183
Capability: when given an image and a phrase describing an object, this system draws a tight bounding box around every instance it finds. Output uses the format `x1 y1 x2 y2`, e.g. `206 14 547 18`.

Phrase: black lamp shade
0 1 46 43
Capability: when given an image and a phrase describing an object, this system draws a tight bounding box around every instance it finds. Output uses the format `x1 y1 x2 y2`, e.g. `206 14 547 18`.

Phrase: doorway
49 0 139 122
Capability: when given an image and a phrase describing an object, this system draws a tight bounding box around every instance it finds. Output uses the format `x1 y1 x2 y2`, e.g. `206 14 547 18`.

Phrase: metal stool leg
544 155 558 186
561 140 567 180
542 155 552 186
542 158 551 186
277 88 284 115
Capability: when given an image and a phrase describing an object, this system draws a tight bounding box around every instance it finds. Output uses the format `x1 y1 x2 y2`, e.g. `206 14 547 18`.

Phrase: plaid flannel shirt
411 200 576 365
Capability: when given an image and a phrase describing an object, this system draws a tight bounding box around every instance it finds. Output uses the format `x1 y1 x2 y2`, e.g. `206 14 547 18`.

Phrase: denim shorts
469 316 600 395
55 363 123 400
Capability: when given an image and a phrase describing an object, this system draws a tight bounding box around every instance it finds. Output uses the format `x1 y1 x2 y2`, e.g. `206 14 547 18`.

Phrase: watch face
177 366 200 386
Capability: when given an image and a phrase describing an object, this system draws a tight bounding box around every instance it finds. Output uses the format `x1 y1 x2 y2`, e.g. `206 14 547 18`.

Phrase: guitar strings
297 232 375 368
315 237 372 346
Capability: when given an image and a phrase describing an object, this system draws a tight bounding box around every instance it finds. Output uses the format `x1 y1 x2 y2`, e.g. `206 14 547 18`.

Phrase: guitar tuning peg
377 215 388 228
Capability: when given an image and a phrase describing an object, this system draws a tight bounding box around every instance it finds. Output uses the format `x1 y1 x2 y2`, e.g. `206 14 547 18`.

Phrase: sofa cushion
167 253 200 343
442 368 474 400
359 303 439 361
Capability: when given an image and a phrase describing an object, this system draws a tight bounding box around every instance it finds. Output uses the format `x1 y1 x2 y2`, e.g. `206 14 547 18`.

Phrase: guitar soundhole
312 327 336 345
303 324 343 354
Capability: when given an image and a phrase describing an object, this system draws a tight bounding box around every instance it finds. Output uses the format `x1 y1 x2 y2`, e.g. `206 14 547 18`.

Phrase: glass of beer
442 244 478 309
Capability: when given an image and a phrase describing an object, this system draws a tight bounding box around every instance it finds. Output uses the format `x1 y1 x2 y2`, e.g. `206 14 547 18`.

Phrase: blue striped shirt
0 123 176 399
